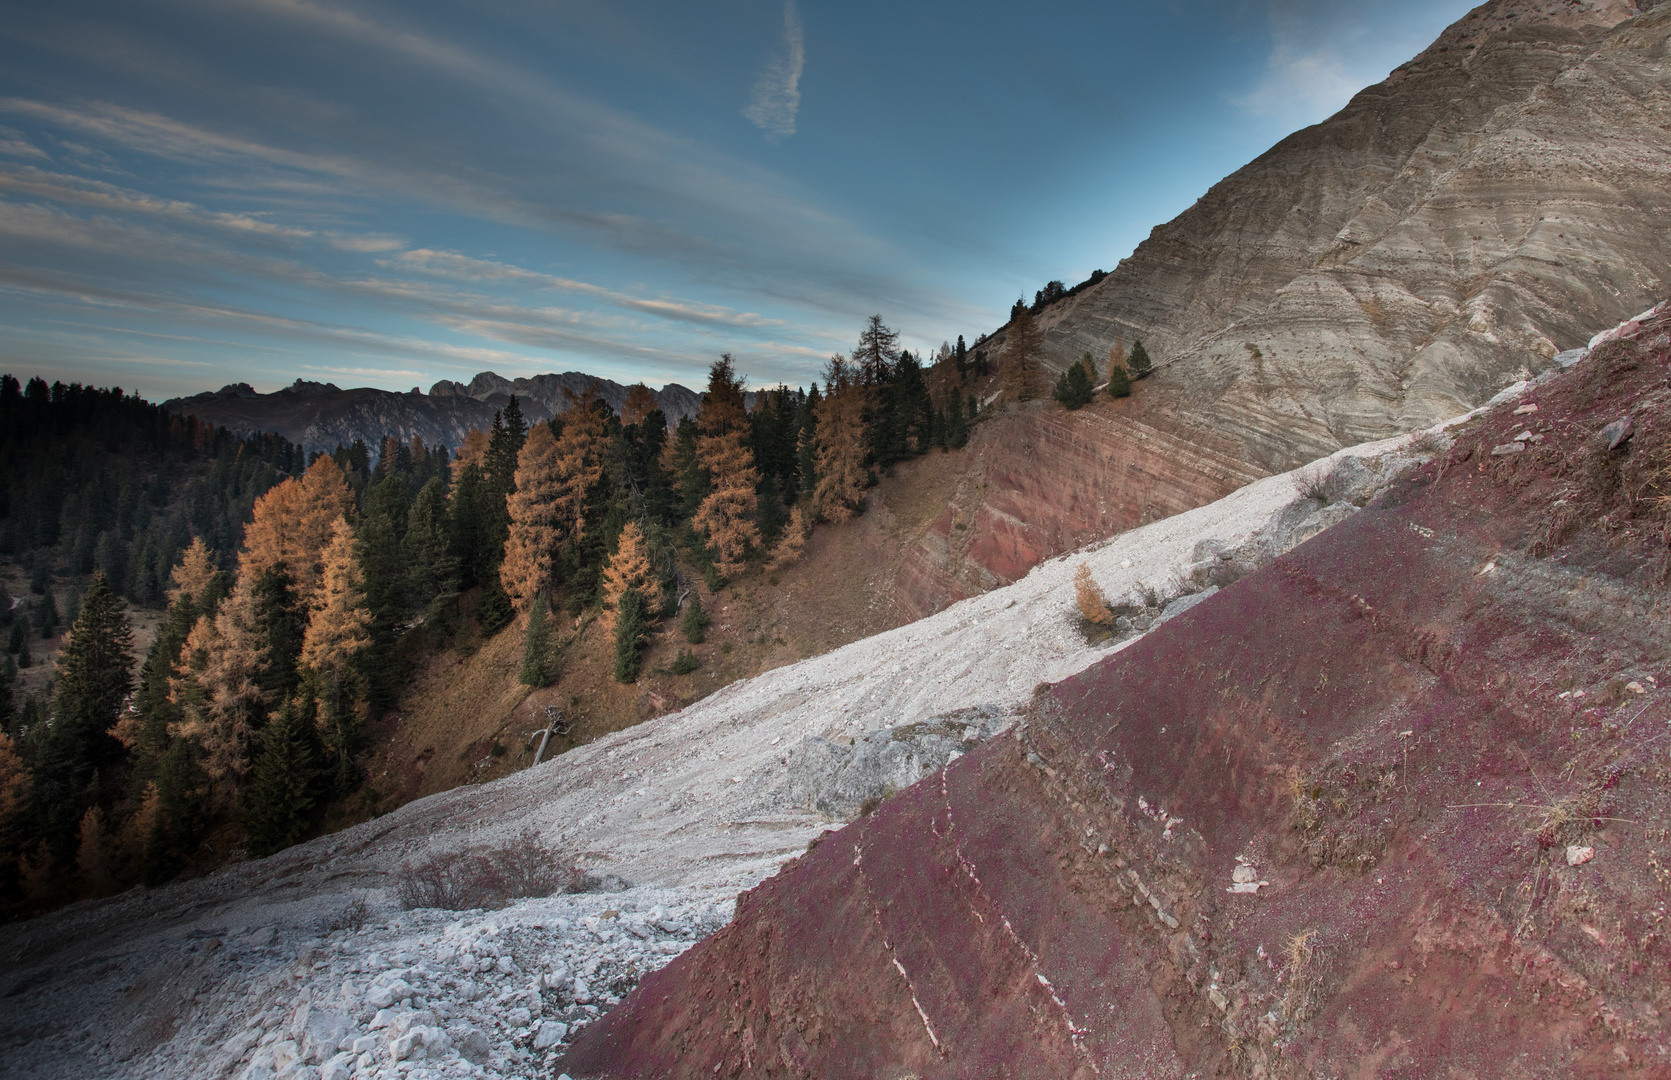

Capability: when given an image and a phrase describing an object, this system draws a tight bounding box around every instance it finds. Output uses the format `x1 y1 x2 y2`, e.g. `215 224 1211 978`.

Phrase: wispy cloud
743 1 805 140
386 248 783 328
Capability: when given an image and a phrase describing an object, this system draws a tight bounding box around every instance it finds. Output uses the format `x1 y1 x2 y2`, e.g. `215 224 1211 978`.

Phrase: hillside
0 352 1461 1080
565 306 1671 1077
991 0 1671 472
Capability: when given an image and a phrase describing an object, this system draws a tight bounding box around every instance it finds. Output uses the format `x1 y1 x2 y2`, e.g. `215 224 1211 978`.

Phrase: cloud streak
744 1 805 140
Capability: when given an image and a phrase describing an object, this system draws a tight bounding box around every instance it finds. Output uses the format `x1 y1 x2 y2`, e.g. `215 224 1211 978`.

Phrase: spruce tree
1129 339 1154 378
141 737 204 885
241 694 324 858
1107 362 1132 399
33 573 133 862
403 476 457 617
613 589 646 683
520 594 553 688
681 591 710 644
1001 302 1045 401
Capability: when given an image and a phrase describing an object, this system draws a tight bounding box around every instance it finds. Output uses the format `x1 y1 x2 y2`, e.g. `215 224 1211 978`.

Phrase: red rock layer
563 322 1671 1077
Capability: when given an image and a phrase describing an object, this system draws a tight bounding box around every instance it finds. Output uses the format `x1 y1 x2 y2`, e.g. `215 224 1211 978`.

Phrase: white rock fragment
1567 845 1595 867
533 1021 569 1049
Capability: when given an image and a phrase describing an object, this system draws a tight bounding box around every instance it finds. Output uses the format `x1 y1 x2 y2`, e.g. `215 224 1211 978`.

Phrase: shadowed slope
563 314 1671 1077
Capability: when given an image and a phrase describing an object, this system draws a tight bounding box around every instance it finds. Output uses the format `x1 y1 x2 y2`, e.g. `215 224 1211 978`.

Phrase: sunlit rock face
1011 0 1671 472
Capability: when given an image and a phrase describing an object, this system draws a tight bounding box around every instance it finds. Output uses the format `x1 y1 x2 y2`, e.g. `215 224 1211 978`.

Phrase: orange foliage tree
300 517 373 678
600 521 663 633
621 383 659 426
167 537 217 605
553 388 609 536
240 456 354 604
500 424 563 610
813 355 869 522
691 356 761 576
452 428 490 477
171 579 267 789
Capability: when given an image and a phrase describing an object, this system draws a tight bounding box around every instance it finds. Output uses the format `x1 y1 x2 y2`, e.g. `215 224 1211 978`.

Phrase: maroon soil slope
562 319 1671 1077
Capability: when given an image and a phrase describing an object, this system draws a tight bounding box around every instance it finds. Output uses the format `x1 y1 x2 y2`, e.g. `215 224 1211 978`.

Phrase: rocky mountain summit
1009 0 1671 472
163 372 701 455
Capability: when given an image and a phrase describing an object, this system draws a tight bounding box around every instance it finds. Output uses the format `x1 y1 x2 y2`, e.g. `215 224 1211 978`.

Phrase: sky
0 0 1480 399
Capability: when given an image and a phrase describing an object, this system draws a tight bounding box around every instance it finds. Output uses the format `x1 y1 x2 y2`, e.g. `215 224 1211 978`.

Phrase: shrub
1073 564 1112 626
672 648 699 675
394 830 584 911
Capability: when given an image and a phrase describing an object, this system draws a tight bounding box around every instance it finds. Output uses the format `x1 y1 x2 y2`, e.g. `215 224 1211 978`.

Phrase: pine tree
33 572 133 862
501 424 562 610
812 356 869 522
681 591 710 644
241 694 324 858
1002 301 1045 401
612 589 647 683
520 594 553 688
1129 339 1154 378
600 521 662 633
691 357 761 577
250 566 307 705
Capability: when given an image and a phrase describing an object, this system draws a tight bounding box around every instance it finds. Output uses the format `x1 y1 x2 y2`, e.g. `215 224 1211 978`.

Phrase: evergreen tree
681 591 710 644
32 573 133 862
946 389 969 449
250 566 307 705
854 315 900 387
1129 339 1154 378
520 594 553 688
36 590 59 639
0 728 30 906
612 589 647 683
356 474 411 704
669 415 707 518
1052 358 1094 410
1001 301 1045 401
1107 362 1132 399
141 737 204 885
241 694 324 858
955 335 968 377
477 576 513 636
403 477 457 617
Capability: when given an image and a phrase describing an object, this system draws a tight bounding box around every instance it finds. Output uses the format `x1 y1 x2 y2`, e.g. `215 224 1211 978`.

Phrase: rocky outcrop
561 314 1671 1076
164 370 700 454
1000 0 1671 473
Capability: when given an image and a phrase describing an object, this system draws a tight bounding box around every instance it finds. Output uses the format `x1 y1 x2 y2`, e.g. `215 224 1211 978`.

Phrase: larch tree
553 388 609 537
812 355 869 522
452 428 490 477
1002 301 1045 401
691 356 761 577
600 521 662 633
0 728 30 900
173 574 267 791
621 383 659 426
240 456 354 605
500 423 562 610
854 315 900 387
767 505 810 570
167 538 217 606
299 517 373 680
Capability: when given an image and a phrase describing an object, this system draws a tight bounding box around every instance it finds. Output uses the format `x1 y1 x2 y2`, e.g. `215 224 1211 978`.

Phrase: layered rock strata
1006 0 1671 472
562 314 1671 1077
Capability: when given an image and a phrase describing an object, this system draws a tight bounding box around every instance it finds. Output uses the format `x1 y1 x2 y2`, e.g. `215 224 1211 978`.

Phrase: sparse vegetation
394 830 583 911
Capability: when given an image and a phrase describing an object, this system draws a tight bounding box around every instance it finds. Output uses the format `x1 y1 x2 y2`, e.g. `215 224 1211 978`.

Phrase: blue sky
0 0 1478 398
